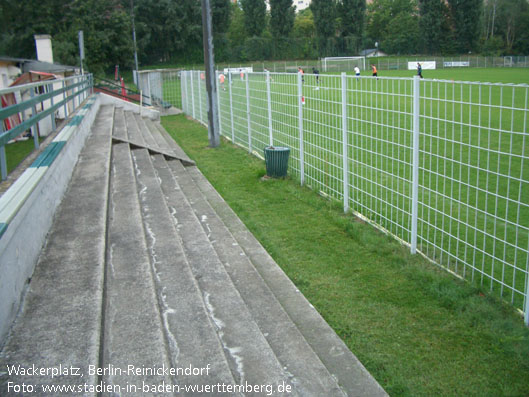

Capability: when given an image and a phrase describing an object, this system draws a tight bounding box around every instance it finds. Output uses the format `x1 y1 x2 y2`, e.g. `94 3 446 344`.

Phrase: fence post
216 71 223 138
341 73 349 212
198 72 203 123
49 83 56 131
181 72 185 113
228 72 234 142
298 71 304 185
185 72 190 114
190 72 196 120
245 72 252 153
266 70 273 146
411 75 420 254
62 80 68 118
0 100 6 181
29 88 39 149
525 275 529 325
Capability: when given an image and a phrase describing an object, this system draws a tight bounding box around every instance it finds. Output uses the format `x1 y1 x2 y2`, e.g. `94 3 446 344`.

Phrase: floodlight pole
131 0 139 83
201 0 220 147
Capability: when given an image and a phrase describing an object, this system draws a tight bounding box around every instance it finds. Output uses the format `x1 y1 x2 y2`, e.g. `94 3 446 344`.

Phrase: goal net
322 56 366 72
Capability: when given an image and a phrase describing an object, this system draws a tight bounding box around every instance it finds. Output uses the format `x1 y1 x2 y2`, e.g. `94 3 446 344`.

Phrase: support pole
246 72 252 153
229 72 234 142
341 72 349 212
201 0 220 147
411 75 420 254
298 72 304 185
267 70 273 147
216 71 223 138
0 100 6 181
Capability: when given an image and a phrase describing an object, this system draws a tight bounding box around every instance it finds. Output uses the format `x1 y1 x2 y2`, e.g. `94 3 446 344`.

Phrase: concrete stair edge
129 149 238 389
151 121 194 165
185 165 389 397
168 160 348 396
159 157 298 393
102 142 174 388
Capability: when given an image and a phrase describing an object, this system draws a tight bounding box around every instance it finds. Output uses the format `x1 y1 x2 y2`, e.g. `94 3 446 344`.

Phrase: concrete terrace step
119 111 195 166
155 155 297 394
151 121 194 165
102 142 173 388
143 118 172 153
124 110 144 144
133 113 158 149
168 160 347 396
184 165 389 397
112 107 128 141
129 150 236 390
0 104 114 391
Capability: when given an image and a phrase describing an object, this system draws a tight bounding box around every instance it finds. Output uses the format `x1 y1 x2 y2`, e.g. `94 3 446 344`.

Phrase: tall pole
131 0 139 83
201 0 220 147
78 30 84 75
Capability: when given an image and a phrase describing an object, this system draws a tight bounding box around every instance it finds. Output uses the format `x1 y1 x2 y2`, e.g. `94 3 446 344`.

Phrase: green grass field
3 138 39 174
176 68 529 311
371 67 529 84
162 113 529 396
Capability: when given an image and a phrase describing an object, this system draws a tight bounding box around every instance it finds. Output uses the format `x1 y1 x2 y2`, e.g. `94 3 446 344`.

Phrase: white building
1 35 80 137
232 0 310 13
293 0 311 12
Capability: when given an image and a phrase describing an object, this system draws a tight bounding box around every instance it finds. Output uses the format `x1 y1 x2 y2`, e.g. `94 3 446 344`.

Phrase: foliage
0 0 133 75
135 0 202 65
240 0 267 37
338 0 366 38
269 0 295 39
447 0 483 53
310 0 337 56
366 0 419 54
1 0 528 70
418 0 452 54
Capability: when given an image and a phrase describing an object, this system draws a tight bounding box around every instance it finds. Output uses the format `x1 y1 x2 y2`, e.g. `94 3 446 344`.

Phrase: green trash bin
264 146 290 178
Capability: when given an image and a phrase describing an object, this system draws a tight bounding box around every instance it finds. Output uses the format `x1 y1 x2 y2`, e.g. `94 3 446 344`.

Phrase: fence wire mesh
179 70 529 324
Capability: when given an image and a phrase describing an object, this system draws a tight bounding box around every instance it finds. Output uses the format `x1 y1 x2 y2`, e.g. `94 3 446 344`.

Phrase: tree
384 12 420 54
212 0 231 35
211 0 232 62
269 0 295 39
493 0 529 53
240 0 267 37
366 0 418 54
447 0 482 53
310 0 337 56
293 8 316 38
338 0 366 38
419 0 451 54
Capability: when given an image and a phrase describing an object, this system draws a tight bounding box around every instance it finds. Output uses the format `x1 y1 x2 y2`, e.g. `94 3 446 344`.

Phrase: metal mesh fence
180 70 529 324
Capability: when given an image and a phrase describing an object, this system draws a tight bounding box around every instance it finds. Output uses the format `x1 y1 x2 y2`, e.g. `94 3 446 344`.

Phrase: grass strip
162 114 529 397
4 139 38 174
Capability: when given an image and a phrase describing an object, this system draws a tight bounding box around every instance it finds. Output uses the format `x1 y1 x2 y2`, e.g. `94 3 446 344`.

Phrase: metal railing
136 69 182 109
0 74 93 180
181 70 529 325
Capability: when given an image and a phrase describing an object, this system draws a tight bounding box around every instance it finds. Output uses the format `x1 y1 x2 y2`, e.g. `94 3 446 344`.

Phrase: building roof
0 56 77 74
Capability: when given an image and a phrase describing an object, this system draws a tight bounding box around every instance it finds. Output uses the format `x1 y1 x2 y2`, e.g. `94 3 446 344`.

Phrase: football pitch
178 67 529 313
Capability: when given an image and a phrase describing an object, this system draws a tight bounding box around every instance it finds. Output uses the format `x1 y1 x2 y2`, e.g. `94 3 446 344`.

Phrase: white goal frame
322 56 366 72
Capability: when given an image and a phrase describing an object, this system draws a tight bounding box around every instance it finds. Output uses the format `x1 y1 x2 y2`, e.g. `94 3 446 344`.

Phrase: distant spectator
312 67 320 85
371 64 378 78
417 63 423 78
